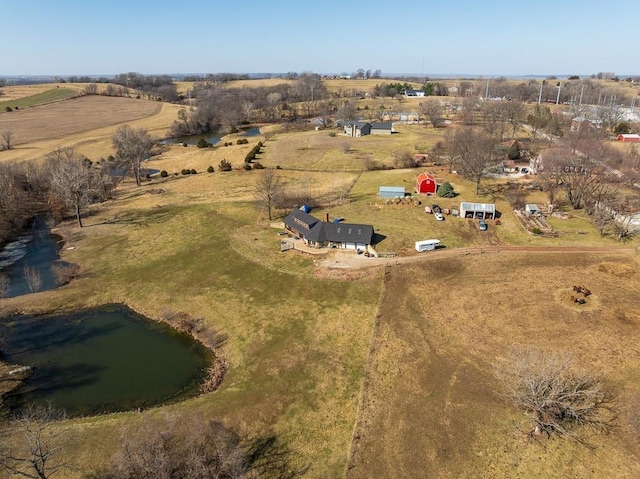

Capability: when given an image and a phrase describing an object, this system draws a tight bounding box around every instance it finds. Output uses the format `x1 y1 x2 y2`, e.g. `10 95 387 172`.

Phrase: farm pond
1 304 212 416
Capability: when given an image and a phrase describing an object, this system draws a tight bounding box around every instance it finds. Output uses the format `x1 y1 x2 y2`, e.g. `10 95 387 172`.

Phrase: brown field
0 83 85 102
348 252 640 478
0 96 181 163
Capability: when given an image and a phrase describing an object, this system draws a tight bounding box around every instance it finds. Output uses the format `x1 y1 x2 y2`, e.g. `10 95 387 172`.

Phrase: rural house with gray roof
283 209 374 250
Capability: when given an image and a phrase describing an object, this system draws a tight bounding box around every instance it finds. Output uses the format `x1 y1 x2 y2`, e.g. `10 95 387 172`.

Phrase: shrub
207 165 214 173
52 261 80 286
242 163 252 170
182 142 188 147
196 138 211 148
437 182 456 198
181 169 190 175
160 170 168 177
5 106 12 112
253 162 265 169
328 132 337 137
218 159 232 172
190 169 197 174
532 227 542 235
236 138 249 145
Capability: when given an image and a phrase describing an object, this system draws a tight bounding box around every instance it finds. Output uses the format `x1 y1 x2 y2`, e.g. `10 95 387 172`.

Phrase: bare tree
446 126 496 194
23 266 42 293
502 100 525 138
47 148 95 227
254 169 283 221
1 129 13 150
480 101 508 141
100 414 300 479
83 83 98 95
0 273 9 298
494 349 616 442
0 403 71 479
112 125 154 186
51 261 80 286
419 99 443 128
392 149 415 169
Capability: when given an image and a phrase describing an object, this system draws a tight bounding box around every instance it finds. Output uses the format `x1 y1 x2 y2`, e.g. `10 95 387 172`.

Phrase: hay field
0 83 85 102
348 252 640 478
0 96 180 163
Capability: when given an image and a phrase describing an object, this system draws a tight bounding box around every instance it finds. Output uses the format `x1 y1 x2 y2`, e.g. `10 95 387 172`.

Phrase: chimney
325 212 329 222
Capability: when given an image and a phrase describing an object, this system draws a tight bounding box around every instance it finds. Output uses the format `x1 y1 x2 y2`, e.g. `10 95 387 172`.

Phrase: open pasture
348 251 640 478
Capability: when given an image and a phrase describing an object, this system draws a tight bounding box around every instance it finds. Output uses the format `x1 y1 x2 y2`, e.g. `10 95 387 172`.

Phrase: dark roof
343 121 371 129
284 210 374 245
370 122 392 130
283 210 319 234
306 221 374 245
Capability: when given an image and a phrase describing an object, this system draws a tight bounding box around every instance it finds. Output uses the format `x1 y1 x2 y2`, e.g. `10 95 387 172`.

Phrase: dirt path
316 244 638 278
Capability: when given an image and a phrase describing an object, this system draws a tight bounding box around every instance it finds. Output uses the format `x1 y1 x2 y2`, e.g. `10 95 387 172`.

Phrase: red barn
416 172 437 195
617 134 640 143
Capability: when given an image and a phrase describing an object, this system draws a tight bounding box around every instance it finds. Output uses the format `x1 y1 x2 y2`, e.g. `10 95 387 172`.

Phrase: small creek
0 218 61 298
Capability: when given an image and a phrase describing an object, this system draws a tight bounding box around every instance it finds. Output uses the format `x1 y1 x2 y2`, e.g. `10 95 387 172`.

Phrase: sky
2 0 639 77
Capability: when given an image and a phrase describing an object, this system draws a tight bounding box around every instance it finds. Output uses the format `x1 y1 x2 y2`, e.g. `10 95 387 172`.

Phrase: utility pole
537 80 545 105
579 84 585 106
555 82 562 105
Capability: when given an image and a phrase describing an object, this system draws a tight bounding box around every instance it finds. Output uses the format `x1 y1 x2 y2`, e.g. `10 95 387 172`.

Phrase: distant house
379 186 406 198
571 117 603 132
416 172 437 195
502 160 518 173
370 122 394 135
460 202 496 219
617 133 640 143
343 121 371 137
283 209 374 250
403 89 425 97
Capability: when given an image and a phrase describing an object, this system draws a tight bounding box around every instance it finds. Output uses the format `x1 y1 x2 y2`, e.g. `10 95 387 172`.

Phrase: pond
161 126 260 146
1 304 212 416
0 218 61 298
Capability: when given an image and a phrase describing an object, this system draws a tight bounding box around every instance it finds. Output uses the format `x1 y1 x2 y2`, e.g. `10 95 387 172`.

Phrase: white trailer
415 239 440 252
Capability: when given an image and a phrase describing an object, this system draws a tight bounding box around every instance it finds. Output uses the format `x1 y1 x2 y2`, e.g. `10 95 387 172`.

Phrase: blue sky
3 0 638 77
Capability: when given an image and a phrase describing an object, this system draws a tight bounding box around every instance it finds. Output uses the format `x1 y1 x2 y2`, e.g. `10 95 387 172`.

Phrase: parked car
521 167 528 174
434 212 444 221
432 204 442 213
478 219 488 231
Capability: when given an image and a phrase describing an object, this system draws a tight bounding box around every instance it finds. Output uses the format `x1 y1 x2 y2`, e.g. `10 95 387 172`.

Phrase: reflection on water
2 304 211 416
0 218 61 298
161 126 260 145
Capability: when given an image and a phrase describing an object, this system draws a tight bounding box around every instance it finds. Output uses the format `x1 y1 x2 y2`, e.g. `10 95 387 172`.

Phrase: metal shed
379 186 406 198
459 202 496 219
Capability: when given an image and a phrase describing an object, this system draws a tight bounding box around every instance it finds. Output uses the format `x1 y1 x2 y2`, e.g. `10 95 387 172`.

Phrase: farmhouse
571 116 603 132
502 159 518 173
343 121 371 137
617 133 640 143
379 186 406 198
370 122 394 135
283 209 374 250
416 172 437 195
403 89 425 97
460 202 496 219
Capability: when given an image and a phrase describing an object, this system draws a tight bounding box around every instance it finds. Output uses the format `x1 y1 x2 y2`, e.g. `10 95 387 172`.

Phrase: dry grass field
0 96 180 163
1 88 640 478
348 252 640 478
